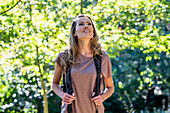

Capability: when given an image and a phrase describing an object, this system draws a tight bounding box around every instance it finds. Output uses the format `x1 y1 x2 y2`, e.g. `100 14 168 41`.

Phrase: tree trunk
40 77 49 113
36 46 49 113
81 0 83 14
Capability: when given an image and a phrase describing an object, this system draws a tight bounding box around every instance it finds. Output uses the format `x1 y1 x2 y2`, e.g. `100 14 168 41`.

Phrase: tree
0 0 169 112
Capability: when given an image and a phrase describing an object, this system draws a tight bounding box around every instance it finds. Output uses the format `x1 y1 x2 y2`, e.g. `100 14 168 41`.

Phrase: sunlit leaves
0 0 169 112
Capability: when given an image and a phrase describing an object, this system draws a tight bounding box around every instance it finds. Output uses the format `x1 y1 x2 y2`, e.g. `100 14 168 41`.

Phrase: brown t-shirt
55 51 113 113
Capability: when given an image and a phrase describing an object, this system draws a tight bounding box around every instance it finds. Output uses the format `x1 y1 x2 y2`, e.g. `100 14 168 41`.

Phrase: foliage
0 0 169 112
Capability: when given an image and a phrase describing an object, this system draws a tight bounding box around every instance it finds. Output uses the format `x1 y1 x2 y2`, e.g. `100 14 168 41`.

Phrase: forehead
76 17 92 23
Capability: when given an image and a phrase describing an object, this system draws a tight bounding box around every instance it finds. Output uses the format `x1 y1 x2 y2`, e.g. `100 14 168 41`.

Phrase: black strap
93 52 102 113
65 63 73 113
93 52 102 97
62 73 66 93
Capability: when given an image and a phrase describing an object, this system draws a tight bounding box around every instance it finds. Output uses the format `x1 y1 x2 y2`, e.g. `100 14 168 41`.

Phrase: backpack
62 51 104 113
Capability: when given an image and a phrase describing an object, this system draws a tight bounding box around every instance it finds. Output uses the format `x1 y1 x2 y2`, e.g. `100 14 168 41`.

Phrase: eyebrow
78 21 91 23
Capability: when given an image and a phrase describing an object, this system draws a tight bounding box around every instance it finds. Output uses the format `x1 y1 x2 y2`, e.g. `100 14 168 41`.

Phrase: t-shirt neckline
79 53 93 58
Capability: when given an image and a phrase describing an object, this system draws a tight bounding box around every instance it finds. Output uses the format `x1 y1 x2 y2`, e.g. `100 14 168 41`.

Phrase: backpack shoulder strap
93 51 103 97
65 49 73 113
65 63 73 95
62 49 73 95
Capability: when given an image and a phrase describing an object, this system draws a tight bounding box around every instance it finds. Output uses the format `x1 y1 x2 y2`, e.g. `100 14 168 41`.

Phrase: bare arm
91 75 114 105
51 62 75 104
51 62 64 98
101 76 114 101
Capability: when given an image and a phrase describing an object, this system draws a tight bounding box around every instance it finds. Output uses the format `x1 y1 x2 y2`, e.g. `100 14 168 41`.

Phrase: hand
91 93 103 105
62 93 75 105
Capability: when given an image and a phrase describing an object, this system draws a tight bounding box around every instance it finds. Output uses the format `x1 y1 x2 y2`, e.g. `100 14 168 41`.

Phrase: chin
79 35 93 40
85 34 93 38
84 36 93 39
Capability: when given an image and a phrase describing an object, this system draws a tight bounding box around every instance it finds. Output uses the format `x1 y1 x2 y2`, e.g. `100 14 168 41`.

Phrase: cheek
76 28 80 33
75 27 82 34
90 27 94 33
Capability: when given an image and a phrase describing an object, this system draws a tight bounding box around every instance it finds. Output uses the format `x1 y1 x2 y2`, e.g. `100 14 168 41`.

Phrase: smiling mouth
83 30 90 33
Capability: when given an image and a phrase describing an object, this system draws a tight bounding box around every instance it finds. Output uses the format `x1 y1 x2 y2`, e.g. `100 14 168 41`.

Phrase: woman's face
74 17 94 40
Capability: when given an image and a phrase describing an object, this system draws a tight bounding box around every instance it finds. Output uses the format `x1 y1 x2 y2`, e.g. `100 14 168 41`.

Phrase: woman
52 14 114 113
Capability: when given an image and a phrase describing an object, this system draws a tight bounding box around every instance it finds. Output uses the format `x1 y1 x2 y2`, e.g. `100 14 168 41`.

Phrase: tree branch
0 0 21 15
100 30 125 37
36 45 49 113
86 0 104 13
36 45 43 77
81 0 83 14
136 62 148 91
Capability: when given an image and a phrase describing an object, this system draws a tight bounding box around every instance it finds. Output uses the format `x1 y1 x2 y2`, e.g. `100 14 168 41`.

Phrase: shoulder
56 50 69 59
102 51 110 59
55 50 69 68
101 51 111 65
55 50 69 63
56 51 65 60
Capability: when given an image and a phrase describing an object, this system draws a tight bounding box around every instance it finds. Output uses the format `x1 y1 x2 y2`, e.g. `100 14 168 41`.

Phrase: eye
79 23 84 26
88 23 92 25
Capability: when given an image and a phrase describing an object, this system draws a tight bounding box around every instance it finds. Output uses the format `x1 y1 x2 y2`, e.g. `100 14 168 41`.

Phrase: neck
78 39 92 57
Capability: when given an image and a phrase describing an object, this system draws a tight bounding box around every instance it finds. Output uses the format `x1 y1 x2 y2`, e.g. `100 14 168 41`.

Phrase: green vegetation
0 0 169 112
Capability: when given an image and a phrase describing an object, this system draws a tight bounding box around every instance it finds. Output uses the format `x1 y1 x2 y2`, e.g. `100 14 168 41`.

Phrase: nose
84 24 89 29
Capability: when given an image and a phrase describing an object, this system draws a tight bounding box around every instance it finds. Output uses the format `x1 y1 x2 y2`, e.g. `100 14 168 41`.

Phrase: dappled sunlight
0 0 169 112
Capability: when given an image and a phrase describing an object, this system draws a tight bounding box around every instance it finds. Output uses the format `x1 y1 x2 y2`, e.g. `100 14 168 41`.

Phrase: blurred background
0 0 169 113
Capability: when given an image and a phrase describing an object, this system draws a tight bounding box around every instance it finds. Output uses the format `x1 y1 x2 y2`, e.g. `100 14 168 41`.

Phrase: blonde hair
64 14 102 66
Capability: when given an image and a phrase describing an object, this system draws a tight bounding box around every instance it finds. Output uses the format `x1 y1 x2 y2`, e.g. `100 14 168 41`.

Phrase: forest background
0 0 169 113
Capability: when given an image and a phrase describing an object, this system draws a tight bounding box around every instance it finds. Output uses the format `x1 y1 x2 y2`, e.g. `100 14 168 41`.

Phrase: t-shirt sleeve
55 51 65 69
101 52 113 78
